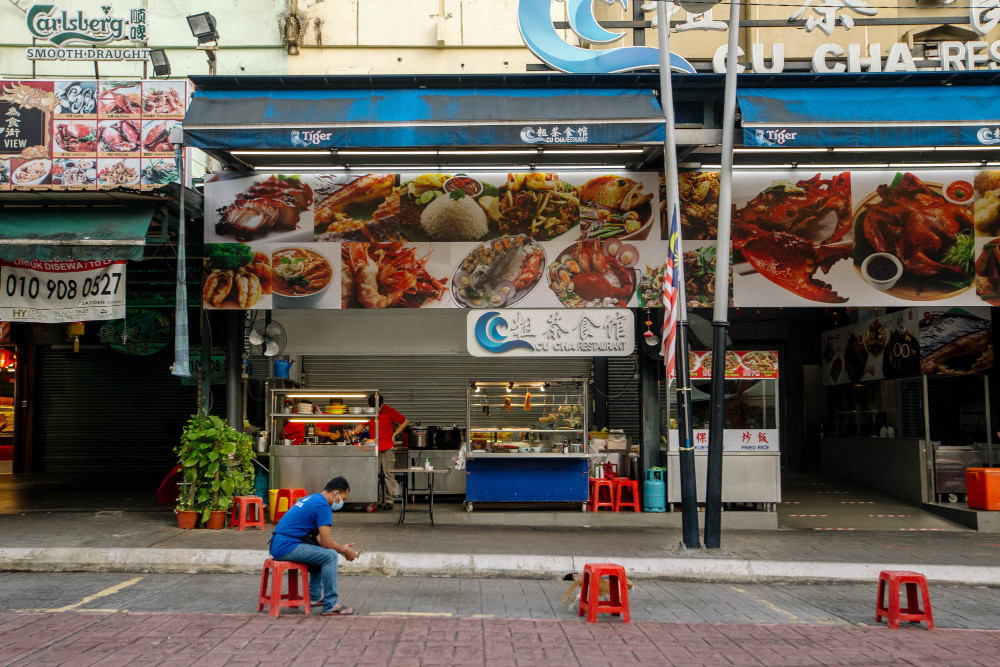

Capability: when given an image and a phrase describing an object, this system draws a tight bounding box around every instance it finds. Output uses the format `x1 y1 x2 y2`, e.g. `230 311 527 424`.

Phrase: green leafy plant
174 413 256 524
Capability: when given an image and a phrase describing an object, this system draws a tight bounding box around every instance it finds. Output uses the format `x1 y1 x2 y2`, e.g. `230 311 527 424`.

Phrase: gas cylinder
643 467 666 512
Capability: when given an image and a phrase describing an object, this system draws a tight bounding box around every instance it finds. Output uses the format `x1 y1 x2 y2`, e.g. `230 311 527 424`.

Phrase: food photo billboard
201 170 667 311
0 79 187 191
679 168 1000 308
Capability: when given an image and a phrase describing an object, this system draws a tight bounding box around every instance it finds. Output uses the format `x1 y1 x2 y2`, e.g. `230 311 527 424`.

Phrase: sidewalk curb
3 547 1000 586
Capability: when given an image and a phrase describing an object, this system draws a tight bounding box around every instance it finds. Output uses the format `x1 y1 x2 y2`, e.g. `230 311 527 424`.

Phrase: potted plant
174 413 256 529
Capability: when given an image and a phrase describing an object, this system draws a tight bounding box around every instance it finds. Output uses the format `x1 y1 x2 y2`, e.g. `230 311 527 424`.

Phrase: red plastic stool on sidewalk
578 563 630 623
588 478 615 512
613 479 641 513
230 495 265 531
272 488 307 523
257 558 311 619
876 570 934 630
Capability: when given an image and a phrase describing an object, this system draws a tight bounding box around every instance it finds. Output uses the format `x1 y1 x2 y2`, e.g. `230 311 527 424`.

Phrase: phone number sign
0 259 125 322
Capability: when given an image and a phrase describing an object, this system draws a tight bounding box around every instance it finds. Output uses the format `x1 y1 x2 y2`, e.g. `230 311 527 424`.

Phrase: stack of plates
324 406 347 415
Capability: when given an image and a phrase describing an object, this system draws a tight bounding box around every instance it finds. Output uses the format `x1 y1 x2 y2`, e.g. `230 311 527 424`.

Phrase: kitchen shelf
469 428 583 434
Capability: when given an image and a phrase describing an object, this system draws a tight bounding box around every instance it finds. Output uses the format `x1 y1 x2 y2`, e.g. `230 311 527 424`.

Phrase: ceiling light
734 147 829 153
337 150 437 156
543 148 646 154
232 150 330 156
507 382 513 393
186 12 219 43
474 383 480 393
149 49 171 77
438 150 537 156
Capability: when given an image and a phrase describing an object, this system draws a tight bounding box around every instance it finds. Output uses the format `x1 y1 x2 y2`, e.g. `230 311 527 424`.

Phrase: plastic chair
876 570 934 630
613 479 641 513
578 563 630 623
272 488 307 523
230 495 265 531
588 478 615 512
257 558 310 619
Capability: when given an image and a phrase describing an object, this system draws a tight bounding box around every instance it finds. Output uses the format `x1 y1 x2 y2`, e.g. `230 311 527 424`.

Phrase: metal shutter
35 347 224 482
302 355 591 426
606 356 640 443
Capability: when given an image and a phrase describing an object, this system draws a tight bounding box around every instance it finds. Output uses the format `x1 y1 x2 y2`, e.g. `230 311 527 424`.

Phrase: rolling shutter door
303 355 591 426
607 356 640 444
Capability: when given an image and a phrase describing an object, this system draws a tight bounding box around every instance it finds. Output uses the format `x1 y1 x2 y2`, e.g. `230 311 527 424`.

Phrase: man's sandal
321 605 354 616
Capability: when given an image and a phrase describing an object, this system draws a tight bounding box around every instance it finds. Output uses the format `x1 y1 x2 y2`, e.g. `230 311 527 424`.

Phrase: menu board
0 79 187 191
820 306 992 386
687 350 779 379
679 168 1000 308
201 171 669 311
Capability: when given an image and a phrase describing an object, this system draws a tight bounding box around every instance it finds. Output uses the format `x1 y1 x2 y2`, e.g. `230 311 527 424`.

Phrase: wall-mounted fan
248 318 287 357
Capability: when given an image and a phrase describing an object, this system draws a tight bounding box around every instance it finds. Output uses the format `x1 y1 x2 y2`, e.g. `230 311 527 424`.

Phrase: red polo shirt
367 404 406 452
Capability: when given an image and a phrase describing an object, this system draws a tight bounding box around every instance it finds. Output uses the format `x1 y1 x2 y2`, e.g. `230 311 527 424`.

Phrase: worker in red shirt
350 394 408 510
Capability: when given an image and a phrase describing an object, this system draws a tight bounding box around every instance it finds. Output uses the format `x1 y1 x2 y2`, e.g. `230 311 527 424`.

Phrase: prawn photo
341 242 446 308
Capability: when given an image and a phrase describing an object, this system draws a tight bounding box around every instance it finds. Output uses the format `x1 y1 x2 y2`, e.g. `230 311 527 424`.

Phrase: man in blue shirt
270 476 358 615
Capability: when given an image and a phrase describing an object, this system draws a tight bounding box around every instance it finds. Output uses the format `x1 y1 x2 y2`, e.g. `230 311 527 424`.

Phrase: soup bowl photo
271 246 333 308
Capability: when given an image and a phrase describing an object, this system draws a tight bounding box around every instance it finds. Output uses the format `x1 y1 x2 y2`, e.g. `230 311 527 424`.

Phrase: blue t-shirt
270 493 333 559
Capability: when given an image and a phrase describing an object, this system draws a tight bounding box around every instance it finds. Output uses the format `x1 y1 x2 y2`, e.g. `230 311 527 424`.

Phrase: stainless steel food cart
268 388 380 508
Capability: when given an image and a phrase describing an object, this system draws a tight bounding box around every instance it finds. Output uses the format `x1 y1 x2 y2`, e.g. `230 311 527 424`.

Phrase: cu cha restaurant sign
467 309 635 357
25 4 150 61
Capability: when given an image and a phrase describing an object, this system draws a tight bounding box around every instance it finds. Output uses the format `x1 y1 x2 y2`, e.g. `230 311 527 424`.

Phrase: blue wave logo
474 312 534 354
518 0 696 74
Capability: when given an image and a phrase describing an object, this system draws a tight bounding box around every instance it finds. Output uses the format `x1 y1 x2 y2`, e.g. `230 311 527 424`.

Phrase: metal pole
657 1 699 549
225 312 242 429
170 136 191 382
705 0 741 549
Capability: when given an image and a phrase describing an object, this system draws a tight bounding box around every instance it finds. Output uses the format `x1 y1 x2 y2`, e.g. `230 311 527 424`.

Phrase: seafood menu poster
820 306 992 386
0 80 187 192
687 350 779 379
202 171 669 311
678 169 1000 308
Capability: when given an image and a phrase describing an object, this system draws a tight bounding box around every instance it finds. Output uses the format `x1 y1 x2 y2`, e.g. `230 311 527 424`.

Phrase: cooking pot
254 433 269 455
273 358 294 378
408 425 434 449
434 426 463 450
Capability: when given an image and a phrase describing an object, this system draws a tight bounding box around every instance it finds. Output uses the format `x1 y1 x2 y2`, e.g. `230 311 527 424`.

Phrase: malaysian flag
662 200 681 382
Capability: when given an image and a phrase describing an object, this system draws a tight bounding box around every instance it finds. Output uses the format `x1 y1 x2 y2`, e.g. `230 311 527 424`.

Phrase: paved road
2 573 998 664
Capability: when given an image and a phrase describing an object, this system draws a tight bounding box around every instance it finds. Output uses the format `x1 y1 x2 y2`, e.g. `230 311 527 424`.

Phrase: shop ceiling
184 72 1000 173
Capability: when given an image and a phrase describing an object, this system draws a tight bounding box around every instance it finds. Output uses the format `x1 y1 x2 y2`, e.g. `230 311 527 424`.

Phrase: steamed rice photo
420 189 489 240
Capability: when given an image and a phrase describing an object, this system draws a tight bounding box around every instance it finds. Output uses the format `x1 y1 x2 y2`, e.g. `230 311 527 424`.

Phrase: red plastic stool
613 479 641 513
230 495 265 531
257 558 311 619
578 563 630 623
272 488 307 523
588 478 615 512
602 462 619 480
876 570 934 630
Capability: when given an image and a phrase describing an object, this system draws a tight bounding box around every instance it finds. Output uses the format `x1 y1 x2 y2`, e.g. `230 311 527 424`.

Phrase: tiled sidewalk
2 612 997 666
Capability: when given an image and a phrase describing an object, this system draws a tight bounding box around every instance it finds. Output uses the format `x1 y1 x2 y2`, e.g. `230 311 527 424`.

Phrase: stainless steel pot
254 433 269 455
408 425 433 449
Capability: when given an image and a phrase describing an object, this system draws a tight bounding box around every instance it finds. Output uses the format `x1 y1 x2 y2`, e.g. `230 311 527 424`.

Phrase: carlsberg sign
26 4 147 45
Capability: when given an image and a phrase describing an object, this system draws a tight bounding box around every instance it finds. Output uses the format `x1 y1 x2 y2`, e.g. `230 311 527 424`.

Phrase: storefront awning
183 87 667 149
739 84 1000 148
0 207 155 262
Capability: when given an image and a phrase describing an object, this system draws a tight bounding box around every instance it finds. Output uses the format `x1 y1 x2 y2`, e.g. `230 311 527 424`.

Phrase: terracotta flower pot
176 510 198 530
205 510 227 530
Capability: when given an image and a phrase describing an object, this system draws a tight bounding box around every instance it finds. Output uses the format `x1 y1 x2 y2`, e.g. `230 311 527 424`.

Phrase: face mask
331 494 344 511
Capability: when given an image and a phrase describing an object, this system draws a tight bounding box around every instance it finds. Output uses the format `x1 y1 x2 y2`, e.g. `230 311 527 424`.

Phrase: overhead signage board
679 168 1000 308
466 309 635 357
24 4 150 61
0 79 188 192
517 0 1000 75
0 259 126 323
201 170 668 311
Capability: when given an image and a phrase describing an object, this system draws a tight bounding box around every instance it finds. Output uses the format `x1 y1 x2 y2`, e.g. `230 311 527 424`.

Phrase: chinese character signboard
467 309 634 357
0 79 187 192
670 428 780 453
201 170 669 311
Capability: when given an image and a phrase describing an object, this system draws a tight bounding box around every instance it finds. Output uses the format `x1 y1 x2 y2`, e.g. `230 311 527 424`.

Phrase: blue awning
183 87 669 149
739 84 1000 148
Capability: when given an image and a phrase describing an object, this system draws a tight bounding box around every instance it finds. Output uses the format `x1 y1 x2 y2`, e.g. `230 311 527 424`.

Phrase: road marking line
869 514 910 518
729 585 798 620
841 501 875 504
812 527 856 530
46 577 143 613
780 501 801 504
788 514 829 517
367 611 453 617
900 528 943 531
